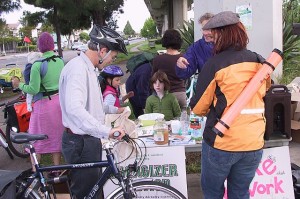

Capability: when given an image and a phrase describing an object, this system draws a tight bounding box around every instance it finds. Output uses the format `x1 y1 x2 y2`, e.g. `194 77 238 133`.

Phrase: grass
115 40 164 63
185 152 201 173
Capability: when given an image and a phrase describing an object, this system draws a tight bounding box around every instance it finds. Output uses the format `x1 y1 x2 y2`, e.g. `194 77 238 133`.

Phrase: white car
124 39 129 45
77 44 88 55
71 42 84 50
53 43 65 52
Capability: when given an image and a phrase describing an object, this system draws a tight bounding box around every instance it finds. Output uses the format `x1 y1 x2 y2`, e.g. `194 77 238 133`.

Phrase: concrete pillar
172 0 188 29
194 0 283 79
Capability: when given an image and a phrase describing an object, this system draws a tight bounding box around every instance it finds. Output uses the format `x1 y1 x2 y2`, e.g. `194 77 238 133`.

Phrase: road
0 50 79 69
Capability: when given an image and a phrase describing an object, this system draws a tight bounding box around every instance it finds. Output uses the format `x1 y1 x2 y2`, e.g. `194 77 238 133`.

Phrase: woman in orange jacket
190 11 271 198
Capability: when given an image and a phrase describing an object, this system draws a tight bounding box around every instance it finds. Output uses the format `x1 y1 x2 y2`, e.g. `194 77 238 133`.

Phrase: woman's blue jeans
201 141 263 199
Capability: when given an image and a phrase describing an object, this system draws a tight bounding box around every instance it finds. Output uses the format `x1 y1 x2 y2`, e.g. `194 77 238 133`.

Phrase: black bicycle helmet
89 24 128 55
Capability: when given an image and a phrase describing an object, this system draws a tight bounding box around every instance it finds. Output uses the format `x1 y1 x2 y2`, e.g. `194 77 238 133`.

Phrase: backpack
23 55 62 101
126 52 155 74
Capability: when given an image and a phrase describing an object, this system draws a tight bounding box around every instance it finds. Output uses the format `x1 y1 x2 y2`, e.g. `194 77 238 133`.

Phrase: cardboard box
291 120 300 143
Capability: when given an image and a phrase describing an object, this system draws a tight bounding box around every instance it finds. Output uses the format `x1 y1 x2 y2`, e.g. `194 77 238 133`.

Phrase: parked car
71 42 84 50
53 42 65 52
76 44 89 55
0 64 22 87
124 39 130 45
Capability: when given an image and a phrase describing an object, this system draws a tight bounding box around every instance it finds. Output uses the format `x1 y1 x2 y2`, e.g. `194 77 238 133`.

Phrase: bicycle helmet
101 65 124 78
89 24 128 55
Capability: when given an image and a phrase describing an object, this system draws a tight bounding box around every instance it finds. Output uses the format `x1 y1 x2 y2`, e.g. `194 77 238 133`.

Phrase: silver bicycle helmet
89 24 128 55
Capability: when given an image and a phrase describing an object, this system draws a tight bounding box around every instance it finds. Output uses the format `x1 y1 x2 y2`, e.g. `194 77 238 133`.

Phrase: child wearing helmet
100 65 134 113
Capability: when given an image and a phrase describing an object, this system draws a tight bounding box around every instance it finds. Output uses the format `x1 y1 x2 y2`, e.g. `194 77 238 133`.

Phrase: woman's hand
177 57 189 69
11 76 21 89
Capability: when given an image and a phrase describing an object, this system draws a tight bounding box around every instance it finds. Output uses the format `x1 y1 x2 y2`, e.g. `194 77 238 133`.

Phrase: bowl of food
138 113 165 126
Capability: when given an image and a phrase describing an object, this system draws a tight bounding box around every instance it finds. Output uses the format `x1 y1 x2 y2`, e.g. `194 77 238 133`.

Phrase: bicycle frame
28 143 129 199
186 74 197 106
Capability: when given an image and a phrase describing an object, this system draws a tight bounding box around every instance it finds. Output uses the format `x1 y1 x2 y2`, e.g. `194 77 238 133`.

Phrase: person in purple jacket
126 62 152 118
176 13 214 79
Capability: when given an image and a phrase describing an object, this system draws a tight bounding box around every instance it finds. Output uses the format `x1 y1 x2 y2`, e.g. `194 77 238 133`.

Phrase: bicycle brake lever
113 131 130 143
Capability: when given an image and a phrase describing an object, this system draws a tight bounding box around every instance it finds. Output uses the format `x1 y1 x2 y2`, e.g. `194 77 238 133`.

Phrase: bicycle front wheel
107 181 187 199
6 124 29 158
0 129 14 159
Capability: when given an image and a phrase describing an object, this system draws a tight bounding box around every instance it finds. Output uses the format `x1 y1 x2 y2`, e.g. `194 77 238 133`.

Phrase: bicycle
0 124 14 159
11 131 187 199
0 89 30 158
185 73 198 106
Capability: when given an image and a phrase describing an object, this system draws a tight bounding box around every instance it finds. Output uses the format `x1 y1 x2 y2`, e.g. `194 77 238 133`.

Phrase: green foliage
137 42 164 54
178 19 194 52
16 45 37 52
0 0 21 16
154 38 162 44
281 0 300 84
19 26 35 41
140 18 157 38
185 152 201 174
0 25 10 39
69 0 124 26
0 36 20 44
79 32 90 42
123 21 135 35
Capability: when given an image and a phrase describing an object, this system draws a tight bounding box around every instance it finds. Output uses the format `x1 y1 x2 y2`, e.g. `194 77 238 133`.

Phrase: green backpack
126 52 155 73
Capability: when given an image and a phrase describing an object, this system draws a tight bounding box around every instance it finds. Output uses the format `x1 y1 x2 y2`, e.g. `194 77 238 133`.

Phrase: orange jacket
191 48 271 152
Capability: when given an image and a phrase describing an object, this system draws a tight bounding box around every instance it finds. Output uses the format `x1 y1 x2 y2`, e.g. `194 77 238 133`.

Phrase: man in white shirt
59 25 128 199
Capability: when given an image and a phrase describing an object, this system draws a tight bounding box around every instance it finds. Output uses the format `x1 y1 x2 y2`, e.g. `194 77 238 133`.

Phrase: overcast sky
3 0 151 33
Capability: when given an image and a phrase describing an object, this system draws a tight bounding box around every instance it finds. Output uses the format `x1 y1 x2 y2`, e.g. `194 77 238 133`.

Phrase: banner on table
103 145 188 198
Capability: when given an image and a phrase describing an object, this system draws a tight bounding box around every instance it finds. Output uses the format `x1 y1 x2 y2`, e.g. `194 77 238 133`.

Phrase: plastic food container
138 113 165 126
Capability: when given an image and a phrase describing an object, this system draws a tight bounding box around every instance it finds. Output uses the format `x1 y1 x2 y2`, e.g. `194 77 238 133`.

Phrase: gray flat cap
203 11 240 30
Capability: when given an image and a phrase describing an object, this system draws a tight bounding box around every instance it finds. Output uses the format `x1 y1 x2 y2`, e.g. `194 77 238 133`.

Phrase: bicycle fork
0 132 14 159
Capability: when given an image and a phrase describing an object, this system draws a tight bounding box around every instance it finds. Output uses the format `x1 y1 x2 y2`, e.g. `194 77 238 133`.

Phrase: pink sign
224 146 294 199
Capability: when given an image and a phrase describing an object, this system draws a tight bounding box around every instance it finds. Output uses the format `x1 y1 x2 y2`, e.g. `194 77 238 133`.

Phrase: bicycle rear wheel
6 124 29 158
107 181 187 199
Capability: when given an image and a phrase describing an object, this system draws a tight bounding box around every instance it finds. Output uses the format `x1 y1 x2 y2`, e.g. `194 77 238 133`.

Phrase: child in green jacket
145 70 181 121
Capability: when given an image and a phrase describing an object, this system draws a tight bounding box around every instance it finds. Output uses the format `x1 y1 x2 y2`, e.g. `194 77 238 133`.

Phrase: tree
0 0 21 28
107 11 120 30
140 18 157 39
79 32 90 42
24 0 66 56
0 0 21 16
123 21 135 36
24 0 125 55
82 0 125 25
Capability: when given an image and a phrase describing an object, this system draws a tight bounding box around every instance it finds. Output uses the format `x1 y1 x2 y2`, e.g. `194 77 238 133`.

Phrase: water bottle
180 110 189 135
189 112 206 139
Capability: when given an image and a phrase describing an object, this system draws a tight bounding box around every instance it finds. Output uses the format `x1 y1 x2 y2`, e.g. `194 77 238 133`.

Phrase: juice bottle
153 118 169 145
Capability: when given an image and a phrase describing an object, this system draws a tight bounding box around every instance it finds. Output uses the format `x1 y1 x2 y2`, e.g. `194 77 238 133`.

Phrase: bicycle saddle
10 133 48 144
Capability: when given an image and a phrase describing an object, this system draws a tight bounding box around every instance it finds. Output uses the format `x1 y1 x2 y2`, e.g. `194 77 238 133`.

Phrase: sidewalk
0 52 28 60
